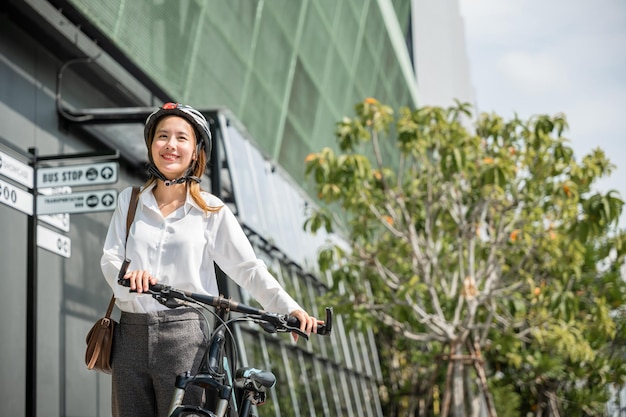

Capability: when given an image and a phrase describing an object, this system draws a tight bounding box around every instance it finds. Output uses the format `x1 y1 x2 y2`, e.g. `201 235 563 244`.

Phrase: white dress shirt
101 185 302 314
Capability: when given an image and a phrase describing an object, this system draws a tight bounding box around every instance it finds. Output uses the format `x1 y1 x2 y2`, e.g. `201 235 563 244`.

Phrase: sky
458 0 626 225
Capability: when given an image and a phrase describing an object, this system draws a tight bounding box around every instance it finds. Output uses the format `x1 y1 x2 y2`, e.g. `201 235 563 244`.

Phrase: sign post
0 141 119 417
26 147 37 417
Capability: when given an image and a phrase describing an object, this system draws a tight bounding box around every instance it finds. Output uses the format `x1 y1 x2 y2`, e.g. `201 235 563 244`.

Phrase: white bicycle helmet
144 102 212 185
144 102 212 157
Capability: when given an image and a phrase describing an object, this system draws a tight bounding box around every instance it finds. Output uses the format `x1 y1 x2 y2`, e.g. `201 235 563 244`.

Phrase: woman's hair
143 116 222 214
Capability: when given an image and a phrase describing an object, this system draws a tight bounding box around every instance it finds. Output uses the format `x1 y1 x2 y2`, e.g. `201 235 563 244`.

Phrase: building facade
59 0 420 188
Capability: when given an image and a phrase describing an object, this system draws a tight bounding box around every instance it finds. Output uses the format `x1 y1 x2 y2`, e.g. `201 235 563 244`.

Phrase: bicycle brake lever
287 327 309 340
152 293 185 309
150 287 187 309
258 321 309 340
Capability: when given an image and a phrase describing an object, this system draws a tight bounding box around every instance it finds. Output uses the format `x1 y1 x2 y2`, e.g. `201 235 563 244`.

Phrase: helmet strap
147 163 201 187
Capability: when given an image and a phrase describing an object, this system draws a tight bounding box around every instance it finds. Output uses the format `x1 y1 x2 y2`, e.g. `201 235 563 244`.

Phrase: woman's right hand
123 270 158 293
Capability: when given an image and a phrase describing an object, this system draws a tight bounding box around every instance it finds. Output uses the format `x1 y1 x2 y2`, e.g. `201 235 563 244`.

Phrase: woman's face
151 115 197 180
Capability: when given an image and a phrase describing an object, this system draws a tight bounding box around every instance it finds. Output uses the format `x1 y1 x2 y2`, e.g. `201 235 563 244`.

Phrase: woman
101 102 319 417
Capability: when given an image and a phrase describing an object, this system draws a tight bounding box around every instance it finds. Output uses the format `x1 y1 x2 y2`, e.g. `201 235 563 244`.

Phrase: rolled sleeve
211 205 302 314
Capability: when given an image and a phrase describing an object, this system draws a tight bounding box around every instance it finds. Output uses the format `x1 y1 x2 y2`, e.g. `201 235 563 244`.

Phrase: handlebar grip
286 315 300 328
285 307 333 336
116 261 168 293
118 277 167 294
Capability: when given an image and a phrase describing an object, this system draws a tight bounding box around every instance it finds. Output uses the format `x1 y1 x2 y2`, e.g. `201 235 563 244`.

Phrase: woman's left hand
289 309 321 342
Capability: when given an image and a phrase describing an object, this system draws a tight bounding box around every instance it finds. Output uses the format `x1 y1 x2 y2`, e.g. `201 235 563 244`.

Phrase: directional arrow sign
37 162 118 187
37 189 117 215
37 225 71 258
0 149 34 188
0 177 33 215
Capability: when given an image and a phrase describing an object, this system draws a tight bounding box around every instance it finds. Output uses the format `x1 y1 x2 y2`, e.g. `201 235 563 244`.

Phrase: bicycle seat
235 367 276 390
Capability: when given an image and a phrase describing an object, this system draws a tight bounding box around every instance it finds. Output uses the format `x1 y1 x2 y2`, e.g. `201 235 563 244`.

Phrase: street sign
39 212 70 232
38 187 71 232
0 177 33 215
37 161 118 187
37 189 117 215
37 225 71 258
0 149 34 188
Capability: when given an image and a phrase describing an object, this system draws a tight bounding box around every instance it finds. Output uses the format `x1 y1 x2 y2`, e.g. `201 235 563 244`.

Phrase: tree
303 98 626 416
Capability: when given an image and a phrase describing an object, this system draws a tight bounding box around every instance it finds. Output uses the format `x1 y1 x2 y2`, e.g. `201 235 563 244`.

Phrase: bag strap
104 296 116 318
105 187 140 317
125 187 140 244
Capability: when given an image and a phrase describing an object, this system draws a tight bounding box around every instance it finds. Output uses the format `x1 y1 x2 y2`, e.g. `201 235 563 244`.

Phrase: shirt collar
140 182 204 216
184 189 204 215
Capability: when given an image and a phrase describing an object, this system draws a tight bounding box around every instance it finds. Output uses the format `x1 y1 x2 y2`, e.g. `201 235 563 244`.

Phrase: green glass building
64 0 419 187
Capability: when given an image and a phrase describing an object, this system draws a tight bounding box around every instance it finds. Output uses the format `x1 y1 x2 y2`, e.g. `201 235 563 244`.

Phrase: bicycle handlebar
116 259 333 338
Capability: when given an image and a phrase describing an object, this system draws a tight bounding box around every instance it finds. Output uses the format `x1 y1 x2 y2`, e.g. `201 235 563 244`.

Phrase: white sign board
39 212 70 232
38 187 71 232
38 162 118 187
0 150 34 188
0 177 33 215
37 189 117 215
37 225 71 258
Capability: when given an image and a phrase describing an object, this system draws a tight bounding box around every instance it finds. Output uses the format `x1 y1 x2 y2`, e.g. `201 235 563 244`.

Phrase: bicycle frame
167 307 269 417
117 259 332 417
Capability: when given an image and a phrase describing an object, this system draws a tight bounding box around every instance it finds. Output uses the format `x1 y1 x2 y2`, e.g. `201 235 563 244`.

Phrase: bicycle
116 259 333 417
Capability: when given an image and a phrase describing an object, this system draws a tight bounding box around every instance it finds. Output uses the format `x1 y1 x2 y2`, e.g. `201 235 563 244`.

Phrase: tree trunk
440 345 456 417
452 354 465 417
440 342 467 417
467 340 497 417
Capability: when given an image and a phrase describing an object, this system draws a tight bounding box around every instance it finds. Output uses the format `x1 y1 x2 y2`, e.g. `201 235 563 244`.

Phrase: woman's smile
160 152 180 161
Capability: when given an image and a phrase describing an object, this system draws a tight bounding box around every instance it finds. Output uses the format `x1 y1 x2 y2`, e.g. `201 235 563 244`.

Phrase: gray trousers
111 308 208 417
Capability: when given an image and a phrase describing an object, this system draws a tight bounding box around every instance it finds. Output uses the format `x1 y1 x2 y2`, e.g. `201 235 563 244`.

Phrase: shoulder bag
85 186 139 373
